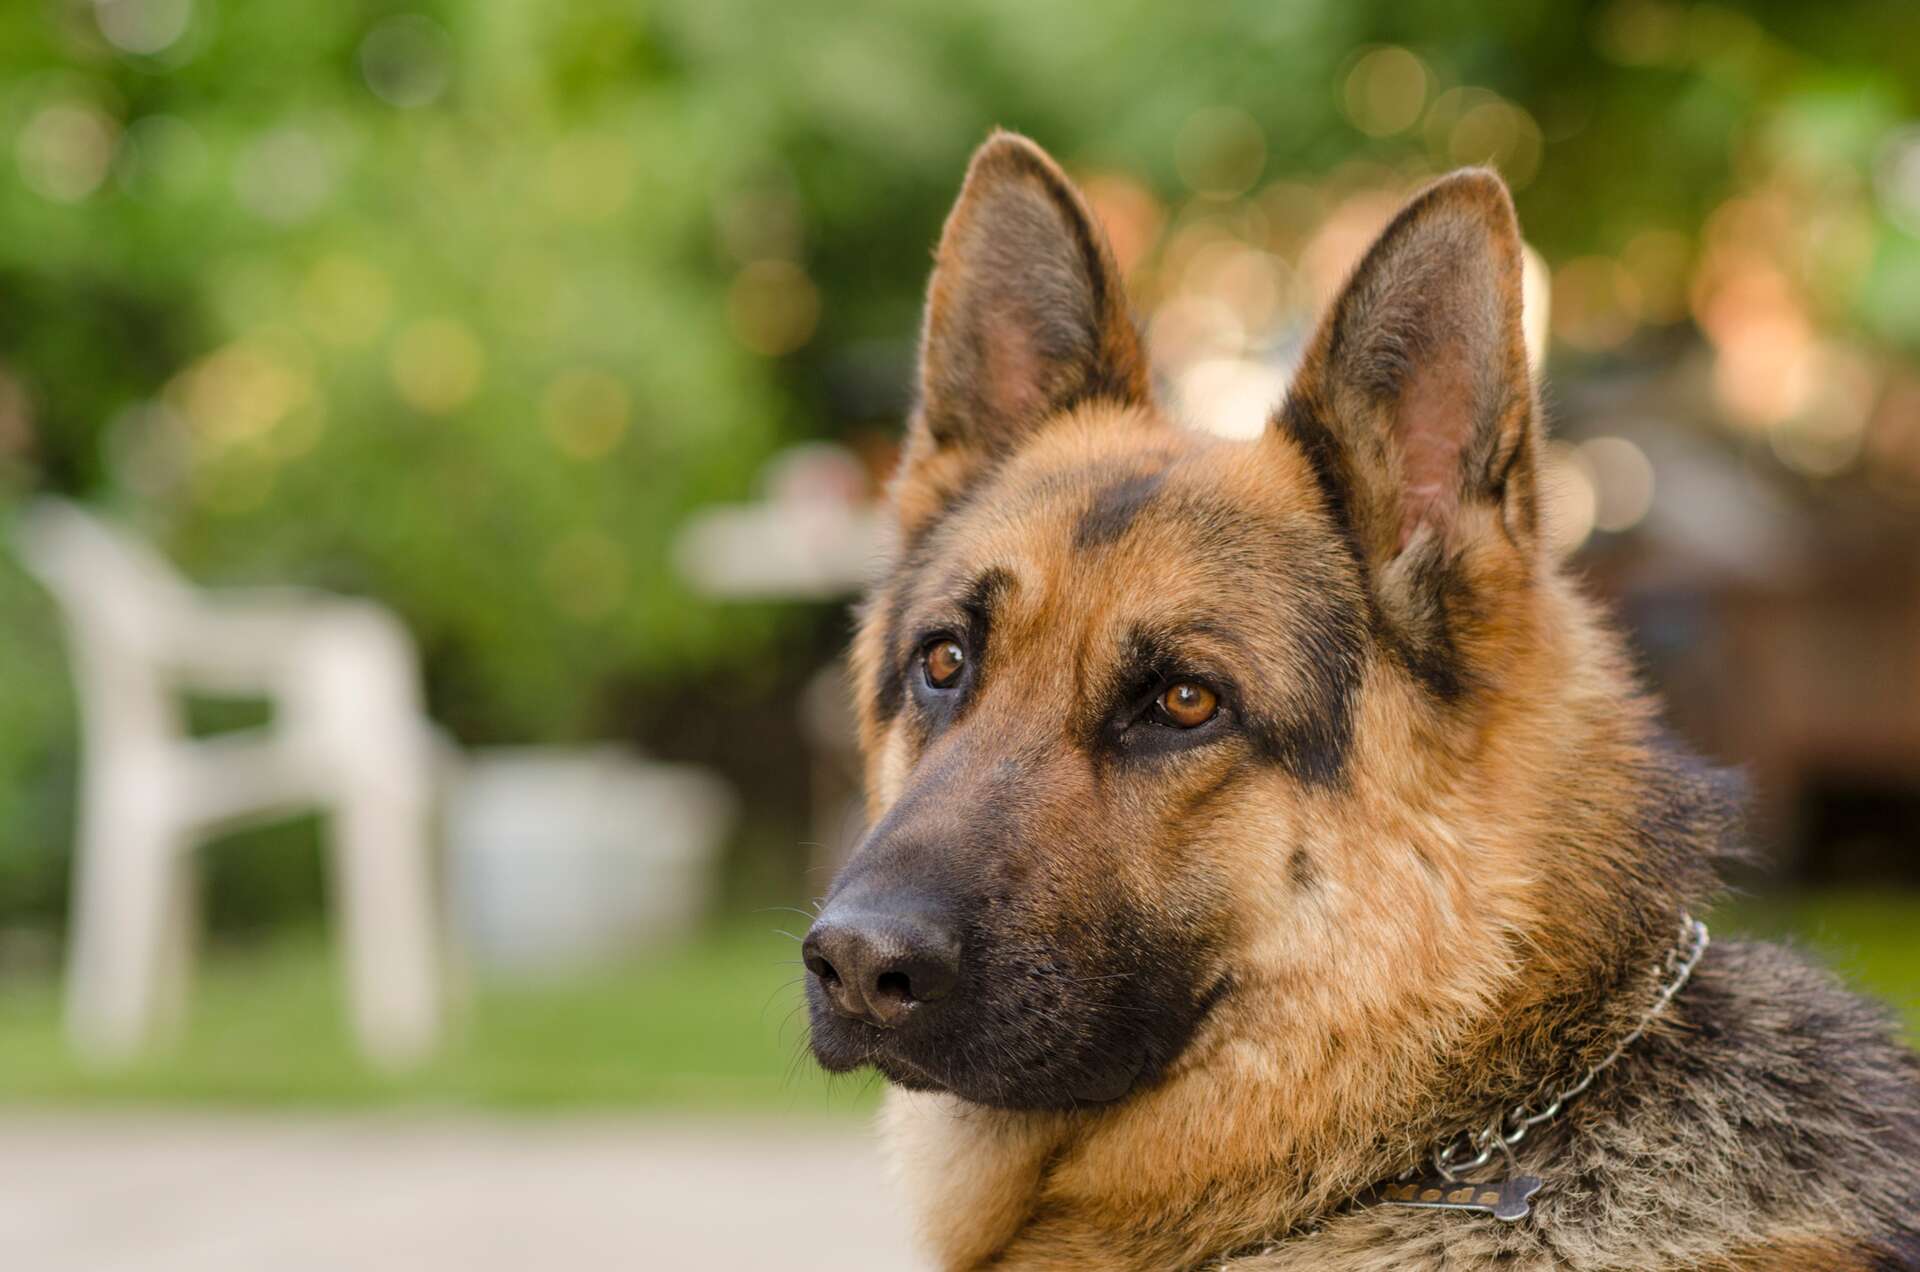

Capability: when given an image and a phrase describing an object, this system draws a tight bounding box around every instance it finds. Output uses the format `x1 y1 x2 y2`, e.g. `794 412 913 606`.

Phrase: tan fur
825 133 1920 1271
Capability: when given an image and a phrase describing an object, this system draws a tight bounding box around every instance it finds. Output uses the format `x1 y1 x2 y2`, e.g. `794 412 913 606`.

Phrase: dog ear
893 131 1150 535
1274 169 1541 698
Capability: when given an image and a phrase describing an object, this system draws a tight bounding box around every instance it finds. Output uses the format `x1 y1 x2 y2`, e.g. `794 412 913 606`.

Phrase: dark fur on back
1237 941 1920 1270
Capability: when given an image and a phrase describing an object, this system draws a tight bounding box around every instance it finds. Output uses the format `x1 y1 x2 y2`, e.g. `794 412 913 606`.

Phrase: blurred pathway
0 1113 922 1271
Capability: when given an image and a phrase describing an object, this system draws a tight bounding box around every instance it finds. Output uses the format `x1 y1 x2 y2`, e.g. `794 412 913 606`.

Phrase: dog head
805 131 1572 1111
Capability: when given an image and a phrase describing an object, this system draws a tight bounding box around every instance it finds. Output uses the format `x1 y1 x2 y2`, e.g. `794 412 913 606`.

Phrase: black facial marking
1387 544 1474 705
870 484 996 727
1276 395 1365 581
1288 847 1316 890
805 721 1226 1111
1082 315 1151 404
1278 394 1489 712
1245 585 1366 787
916 480 987 550
1086 623 1233 763
902 566 1014 737
872 587 909 725
1074 469 1167 549
959 566 1013 658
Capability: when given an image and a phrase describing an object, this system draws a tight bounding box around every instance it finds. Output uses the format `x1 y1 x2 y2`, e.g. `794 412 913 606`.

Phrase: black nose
803 898 960 1028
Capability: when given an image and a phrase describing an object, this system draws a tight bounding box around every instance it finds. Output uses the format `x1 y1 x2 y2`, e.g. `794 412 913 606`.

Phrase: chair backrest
13 498 205 745
14 498 198 651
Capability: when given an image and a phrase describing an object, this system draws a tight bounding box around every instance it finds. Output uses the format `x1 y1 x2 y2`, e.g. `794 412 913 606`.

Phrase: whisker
761 974 807 1021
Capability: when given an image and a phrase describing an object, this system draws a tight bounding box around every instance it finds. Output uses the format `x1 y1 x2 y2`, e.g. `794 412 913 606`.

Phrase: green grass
0 922 883 1113
2 893 1918 1110
1717 891 1920 1031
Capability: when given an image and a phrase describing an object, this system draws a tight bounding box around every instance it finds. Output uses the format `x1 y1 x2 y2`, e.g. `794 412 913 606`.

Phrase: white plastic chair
15 499 443 1069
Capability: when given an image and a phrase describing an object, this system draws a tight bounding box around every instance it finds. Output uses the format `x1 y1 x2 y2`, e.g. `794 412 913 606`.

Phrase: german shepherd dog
801 132 1920 1270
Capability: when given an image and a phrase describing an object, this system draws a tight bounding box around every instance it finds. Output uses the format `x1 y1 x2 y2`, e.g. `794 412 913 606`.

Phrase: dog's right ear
893 131 1150 536
1273 170 1540 701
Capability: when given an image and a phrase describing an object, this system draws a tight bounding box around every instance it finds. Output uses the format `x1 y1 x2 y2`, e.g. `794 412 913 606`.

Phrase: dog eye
1157 682 1218 728
922 638 967 689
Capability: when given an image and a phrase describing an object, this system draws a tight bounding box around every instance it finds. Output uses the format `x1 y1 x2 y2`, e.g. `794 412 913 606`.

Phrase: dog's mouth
850 1022 1148 1108
806 969 1232 1110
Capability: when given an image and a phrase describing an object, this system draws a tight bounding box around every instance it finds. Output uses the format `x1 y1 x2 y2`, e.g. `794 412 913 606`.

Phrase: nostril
804 951 841 988
804 904 960 1027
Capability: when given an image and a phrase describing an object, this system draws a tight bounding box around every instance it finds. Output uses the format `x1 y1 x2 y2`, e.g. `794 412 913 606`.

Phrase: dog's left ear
1275 169 1541 697
892 131 1150 536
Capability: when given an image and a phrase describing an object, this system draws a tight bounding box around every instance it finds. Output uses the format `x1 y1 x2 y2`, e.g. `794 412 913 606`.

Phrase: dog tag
1362 1173 1543 1223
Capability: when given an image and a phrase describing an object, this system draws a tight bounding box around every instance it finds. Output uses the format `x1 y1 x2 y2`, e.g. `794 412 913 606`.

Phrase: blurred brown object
1628 522 1920 880
1568 368 1920 882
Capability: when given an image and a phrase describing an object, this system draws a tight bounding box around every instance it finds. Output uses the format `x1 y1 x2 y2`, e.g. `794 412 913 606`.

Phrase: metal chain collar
1424 913 1710 1183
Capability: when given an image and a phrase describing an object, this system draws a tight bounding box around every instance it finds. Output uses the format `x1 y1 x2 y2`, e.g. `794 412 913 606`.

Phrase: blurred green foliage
1 0 1917 926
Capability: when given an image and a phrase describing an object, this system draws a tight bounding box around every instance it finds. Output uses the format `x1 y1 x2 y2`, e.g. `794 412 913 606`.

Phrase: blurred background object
16 497 442 1069
2 1 1919 1267
448 745 733 977
673 441 881 879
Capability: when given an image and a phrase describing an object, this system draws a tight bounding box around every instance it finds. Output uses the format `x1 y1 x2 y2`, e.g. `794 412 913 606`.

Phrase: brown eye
923 639 966 689
1159 681 1218 728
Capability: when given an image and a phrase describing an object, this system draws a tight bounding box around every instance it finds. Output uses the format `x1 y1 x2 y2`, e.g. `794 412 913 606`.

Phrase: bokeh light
1521 244 1552 371
1552 256 1641 353
299 255 394 348
93 0 193 57
1768 344 1876 478
1080 172 1166 277
359 15 455 110
390 319 485 415
1147 295 1246 379
728 260 820 357
1175 107 1267 199
167 337 315 447
233 126 335 224
1177 357 1288 441
544 132 637 223
1579 436 1656 533
1179 240 1288 339
1874 127 1920 237
1541 440 1599 556
542 369 632 461
1297 188 1400 308
1342 47 1430 138
1426 88 1543 188
17 101 118 203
